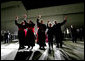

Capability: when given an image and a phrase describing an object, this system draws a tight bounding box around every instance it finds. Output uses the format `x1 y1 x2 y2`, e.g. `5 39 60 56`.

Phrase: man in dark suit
4 31 9 43
70 25 77 43
47 21 54 50
53 16 67 48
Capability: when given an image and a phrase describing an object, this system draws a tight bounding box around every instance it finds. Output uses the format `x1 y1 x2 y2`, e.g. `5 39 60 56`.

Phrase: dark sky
1 0 84 10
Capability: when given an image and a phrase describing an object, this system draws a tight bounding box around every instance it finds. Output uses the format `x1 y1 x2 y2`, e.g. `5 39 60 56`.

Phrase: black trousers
55 35 63 47
48 36 53 49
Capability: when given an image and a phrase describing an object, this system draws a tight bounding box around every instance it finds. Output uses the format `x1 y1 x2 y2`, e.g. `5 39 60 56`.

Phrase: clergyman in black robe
24 20 35 49
37 15 46 50
15 16 26 49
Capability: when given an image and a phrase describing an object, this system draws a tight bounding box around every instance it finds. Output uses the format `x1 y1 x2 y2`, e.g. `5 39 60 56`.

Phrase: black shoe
42 48 46 50
27 46 30 49
48 49 51 54
56 46 59 48
22 46 25 49
39 47 42 50
60 46 63 48
18 47 22 50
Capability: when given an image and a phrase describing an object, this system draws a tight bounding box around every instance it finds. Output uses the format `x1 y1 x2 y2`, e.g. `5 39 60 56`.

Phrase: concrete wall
1 1 27 34
27 2 84 31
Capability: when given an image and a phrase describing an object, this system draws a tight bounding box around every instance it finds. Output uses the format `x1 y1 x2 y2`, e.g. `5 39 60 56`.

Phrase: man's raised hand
24 14 27 19
16 16 18 21
38 15 41 19
64 16 67 21
47 20 50 23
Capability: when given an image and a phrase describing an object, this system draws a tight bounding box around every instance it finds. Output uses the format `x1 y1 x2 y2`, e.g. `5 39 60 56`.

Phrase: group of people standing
15 15 35 49
15 14 67 50
70 25 84 43
1 31 12 43
63 25 84 43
